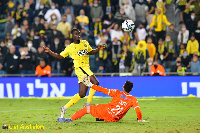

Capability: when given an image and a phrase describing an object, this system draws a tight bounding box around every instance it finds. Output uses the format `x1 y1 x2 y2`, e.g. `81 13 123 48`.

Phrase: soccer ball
122 20 135 32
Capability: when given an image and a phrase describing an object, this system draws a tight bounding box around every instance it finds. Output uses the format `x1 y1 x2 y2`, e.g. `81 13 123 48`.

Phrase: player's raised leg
84 75 99 106
60 83 88 118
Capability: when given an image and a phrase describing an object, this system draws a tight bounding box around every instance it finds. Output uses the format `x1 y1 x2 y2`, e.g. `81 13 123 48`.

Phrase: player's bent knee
93 81 99 85
79 93 86 98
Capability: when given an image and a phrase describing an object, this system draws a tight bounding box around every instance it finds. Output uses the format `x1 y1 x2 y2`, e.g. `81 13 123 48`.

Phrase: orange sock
71 107 87 120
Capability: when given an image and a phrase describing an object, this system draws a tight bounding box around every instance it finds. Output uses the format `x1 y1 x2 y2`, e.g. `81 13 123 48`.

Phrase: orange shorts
90 104 118 122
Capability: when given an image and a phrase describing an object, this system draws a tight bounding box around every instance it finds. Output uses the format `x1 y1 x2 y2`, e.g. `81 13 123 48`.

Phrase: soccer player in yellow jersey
43 28 105 118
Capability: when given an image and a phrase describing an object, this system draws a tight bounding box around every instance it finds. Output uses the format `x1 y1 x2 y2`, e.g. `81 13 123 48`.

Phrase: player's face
72 30 80 41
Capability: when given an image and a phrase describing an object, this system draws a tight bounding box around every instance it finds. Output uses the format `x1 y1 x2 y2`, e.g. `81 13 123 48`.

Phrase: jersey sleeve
35 66 39 75
91 85 119 97
132 98 142 120
60 46 69 58
85 40 93 52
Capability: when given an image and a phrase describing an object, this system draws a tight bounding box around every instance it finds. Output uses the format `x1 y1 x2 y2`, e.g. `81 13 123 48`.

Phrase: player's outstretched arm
88 45 105 55
43 46 64 60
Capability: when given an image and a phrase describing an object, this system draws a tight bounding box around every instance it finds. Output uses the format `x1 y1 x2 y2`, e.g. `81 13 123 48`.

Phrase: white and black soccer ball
122 20 135 32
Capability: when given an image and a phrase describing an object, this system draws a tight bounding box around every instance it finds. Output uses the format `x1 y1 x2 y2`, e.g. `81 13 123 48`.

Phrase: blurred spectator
57 15 71 39
167 24 178 54
186 12 197 37
50 38 63 73
136 23 147 41
179 43 186 56
111 38 122 72
156 0 166 13
177 65 186 76
155 38 168 65
29 0 35 11
35 2 48 19
133 41 149 75
11 23 20 39
119 45 132 73
5 34 11 46
49 25 64 45
119 0 133 7
64 39 71 48
35 0 52 9
22 19 30 34
177 24 189 48
176 0 187 24
186 35 199 57
76 9 89 30
21 26 28 42
191 55 200 75
35 60 51 77
48 13 60 27
3 46 21 74
183 4 192 23
91 0 104 36
189 0 200 20
80 28 89 41
13 29 25 47
72 0 84 13
102 13 114 29
194 20 200 44
151 61 165 76
39 30 49 45
120 32 130 48
6 0 15 16
28 30 40 49
13 4 23 25
146 37 156 60
181 50 191 69
75 0 90 17
27 40 37 53
170 57 183 73
97 65 106 76
7 40 13 47
63 0 73 15
31 17 45 35
107 23 123 41
35 46 49 66
164 35 175 68
0 41 8 55
134 0 148 24
145 29 157 47
114 7 129 25
146 0 155 26
123 0 136 22
4 16 14 35
23 2 34 24
150 8 171 42
72 19 82 30
144 58 153 74
44 22 52 38
44 3 61 22
64 7 75 25
19 47 34 74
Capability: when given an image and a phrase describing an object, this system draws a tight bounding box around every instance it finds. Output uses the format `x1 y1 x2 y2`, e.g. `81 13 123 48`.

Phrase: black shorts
178 5 185 11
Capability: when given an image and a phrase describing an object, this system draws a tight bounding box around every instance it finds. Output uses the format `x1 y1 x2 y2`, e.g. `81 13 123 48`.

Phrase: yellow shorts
75 67 94 83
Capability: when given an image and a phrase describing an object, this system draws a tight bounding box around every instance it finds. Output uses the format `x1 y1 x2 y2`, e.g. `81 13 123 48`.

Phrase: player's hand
43 46 50 53
138 120 150 122
81 74 93 87
98 45 105 50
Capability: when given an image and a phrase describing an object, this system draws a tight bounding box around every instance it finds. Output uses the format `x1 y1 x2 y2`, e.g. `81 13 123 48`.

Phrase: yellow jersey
60 40 93 68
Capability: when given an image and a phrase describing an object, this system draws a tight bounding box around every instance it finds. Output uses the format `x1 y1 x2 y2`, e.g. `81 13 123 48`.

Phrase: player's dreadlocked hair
71 28 79 34
124 80 133 93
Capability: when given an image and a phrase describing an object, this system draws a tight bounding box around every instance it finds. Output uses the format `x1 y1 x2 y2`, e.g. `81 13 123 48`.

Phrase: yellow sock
87 88 96 103
65 93 81 108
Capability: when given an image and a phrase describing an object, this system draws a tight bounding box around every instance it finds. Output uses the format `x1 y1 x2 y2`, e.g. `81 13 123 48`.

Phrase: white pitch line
0 107 82 112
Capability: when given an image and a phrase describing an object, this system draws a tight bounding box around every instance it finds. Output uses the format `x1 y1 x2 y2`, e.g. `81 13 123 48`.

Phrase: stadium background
0 0 200 98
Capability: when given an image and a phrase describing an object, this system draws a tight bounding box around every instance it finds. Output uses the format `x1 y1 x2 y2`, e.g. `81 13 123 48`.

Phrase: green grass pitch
0 97 200 133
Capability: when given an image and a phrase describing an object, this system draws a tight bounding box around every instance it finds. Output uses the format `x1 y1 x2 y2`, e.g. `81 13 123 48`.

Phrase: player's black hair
71 28 79 34
124 80 133 93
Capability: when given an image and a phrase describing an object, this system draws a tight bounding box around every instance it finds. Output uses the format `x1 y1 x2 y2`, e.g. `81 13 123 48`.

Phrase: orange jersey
35 65 51 76
90 85 142 122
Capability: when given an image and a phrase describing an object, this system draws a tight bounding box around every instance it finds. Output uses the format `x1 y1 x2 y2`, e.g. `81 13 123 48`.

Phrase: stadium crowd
0 0 200 76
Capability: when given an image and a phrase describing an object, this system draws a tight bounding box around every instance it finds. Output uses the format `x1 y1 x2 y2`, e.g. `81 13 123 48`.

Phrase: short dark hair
124 80 133 93
71 28 79 34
